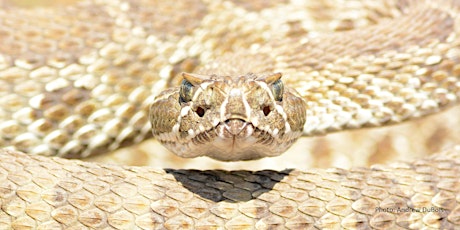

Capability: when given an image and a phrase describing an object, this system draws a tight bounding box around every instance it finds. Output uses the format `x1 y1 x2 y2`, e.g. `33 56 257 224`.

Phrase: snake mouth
164 119 294 161
223 118 250 136
192 120 284 161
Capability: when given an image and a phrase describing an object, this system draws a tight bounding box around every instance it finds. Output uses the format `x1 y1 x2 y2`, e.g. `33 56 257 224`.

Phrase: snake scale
0 0 460 229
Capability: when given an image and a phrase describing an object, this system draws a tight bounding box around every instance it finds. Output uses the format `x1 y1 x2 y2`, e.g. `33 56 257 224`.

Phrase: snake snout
224 118 248 135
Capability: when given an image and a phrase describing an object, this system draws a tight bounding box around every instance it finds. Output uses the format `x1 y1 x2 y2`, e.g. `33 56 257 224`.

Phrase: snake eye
271 79 284 102
179 79 194 103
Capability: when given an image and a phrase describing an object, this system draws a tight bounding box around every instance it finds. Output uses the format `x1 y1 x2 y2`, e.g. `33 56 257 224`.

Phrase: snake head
150 72 306 161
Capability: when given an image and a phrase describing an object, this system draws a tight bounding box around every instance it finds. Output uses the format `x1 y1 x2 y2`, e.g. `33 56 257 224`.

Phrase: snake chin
181 120 301 161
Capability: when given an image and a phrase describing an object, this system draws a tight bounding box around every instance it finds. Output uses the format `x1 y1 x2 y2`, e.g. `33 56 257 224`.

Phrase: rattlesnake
0 0 460 229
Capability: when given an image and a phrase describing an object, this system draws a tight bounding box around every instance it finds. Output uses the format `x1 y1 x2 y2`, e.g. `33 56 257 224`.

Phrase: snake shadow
165 168 293 202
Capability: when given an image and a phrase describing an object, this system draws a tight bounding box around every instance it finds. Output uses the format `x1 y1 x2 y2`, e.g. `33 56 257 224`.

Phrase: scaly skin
0 0 460 229
0 148 459 229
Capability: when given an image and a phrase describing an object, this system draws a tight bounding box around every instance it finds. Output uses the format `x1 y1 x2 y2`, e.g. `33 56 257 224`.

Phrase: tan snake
0 0 460 229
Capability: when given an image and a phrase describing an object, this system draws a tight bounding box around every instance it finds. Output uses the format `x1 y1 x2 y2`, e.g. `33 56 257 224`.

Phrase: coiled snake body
0 0 460 229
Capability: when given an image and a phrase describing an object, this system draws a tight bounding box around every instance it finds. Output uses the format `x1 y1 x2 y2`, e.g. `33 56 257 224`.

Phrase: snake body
1 0 460 228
